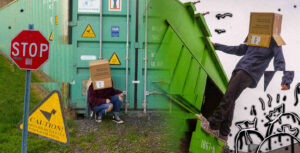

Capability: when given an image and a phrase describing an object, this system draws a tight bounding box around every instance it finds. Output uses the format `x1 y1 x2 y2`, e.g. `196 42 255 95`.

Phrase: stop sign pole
22 63 31 153
21 24 34 153
10 24 50 153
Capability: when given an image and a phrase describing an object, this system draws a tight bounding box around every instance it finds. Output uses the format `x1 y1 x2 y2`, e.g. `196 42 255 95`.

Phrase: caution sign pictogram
82 24 96 38
49 32 53 41
109 52 121 65
18 91 69 145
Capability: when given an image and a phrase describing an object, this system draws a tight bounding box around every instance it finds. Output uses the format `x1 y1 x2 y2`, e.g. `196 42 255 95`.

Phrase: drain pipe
143 0 148 114
99 0 103 59
125 0 130 114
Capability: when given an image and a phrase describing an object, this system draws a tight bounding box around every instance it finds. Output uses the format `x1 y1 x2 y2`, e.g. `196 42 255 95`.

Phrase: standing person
198 38 293 142
88 80 124 124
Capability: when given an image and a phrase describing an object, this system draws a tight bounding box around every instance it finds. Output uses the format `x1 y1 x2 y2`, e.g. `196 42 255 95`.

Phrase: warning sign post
18 91 69 145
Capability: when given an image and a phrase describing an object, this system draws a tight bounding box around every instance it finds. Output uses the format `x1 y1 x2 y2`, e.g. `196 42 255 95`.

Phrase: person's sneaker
196 114 219 138
219 134 228 143
95 114 102 123
221 144 230 153
112 115 124 124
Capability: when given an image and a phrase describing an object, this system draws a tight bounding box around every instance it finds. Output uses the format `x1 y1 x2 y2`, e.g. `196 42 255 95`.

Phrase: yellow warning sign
18 91 69 145
55 16 58 25
109 52 121 65
82 24 96 38
49 32 53 41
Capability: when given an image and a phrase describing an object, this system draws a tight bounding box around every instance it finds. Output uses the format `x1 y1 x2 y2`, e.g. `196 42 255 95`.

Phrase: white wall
181 0 300 152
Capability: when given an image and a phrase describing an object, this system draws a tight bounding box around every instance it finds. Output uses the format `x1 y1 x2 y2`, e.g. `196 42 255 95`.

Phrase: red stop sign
10 30 49 70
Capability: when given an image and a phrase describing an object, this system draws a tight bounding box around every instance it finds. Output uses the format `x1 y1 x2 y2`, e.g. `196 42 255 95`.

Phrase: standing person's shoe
221 144 230 153
219 134 228 143
112 114 124 124
95 114 102 123
196 114 219 138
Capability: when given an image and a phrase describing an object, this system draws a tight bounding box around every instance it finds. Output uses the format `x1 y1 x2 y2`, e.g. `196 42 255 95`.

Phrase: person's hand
119 93 124 101
211 42 215 46
106 99 111 103
281 84 289 90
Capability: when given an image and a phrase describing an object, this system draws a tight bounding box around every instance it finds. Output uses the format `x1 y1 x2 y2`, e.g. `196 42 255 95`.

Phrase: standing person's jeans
208 70 253 136
93 94 122 116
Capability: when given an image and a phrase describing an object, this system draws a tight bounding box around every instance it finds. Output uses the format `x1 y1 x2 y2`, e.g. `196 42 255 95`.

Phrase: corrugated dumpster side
148 0 229 152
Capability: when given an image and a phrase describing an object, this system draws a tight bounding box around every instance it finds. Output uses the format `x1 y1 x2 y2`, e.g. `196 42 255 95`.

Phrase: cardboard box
89 59 112 90
246 12 286 48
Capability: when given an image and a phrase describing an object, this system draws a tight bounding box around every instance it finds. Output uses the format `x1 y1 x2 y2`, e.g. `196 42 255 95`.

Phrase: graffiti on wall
233 83 300 153
214 12 232 34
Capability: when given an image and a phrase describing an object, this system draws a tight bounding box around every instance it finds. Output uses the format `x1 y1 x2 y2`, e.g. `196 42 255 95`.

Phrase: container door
69 0 137 112
135 0 171 110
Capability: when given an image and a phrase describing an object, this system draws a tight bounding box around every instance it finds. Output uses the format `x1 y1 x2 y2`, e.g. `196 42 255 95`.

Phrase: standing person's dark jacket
214 39 293 88
88 84 122 110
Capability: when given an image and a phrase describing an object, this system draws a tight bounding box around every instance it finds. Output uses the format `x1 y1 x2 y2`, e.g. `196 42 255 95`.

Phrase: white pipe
143 0 148 114
125 0 130 114
99 0 103 59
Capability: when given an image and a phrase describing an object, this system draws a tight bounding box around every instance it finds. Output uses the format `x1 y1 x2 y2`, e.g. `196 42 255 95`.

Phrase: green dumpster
148 0 229 152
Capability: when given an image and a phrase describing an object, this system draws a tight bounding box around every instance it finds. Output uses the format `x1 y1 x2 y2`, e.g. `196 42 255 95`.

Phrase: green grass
0 55 176 153
0 55 73 153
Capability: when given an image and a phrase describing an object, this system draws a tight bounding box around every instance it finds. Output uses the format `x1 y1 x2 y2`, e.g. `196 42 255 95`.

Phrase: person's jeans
94 103 112 117
93 94 122 116
110 94 122 115
208 70 253 136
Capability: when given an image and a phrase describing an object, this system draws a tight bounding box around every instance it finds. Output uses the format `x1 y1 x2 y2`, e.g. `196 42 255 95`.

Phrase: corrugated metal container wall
70 0 170 112
0 0 73 89
0 0 170 112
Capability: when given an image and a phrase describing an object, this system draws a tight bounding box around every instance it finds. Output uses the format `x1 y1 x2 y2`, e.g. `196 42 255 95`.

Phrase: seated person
88 80 124 124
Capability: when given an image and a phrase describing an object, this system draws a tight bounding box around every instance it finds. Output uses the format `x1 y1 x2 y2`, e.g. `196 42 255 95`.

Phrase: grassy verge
0 55 175 153
0 55 74 152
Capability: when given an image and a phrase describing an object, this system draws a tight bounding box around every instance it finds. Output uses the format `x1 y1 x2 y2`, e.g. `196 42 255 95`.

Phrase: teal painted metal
69 0 170 111
0 0 73 87
69 0 136 110
0 0 170 111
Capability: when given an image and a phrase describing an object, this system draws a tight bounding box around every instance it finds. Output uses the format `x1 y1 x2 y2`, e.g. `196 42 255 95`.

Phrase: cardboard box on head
246 12 286 48
89 59 113 90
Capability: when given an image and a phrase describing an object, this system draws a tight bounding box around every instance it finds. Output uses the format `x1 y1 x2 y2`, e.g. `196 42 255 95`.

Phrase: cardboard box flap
249 13 274 35
89 60 111 80
273 14 282 35
92 78 113 90
272 35 286 46
247 34 272 48
247 12 285 48
89 59 109 66
89 59 112 90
